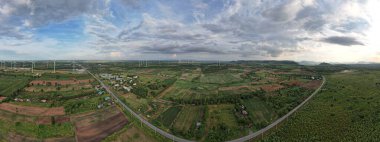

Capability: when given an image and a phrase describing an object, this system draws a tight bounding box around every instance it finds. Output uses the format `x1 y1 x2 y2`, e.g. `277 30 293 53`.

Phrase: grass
0 75 30 97
0 119 74 139
37 73 91 80
198 71 244 84
207 104 238 129
262 71 380 141
154 106 182 128
173 106 205 135
243 97 278 131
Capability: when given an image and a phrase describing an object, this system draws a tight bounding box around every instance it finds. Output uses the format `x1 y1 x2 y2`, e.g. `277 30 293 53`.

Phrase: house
104 97 111 101
115 77 123 81
241 110 248 115
196 122 202 128
123 86 133 92
97 91 105 95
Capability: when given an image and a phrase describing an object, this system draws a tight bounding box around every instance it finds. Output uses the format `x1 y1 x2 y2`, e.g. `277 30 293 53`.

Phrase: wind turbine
31 61 34 73
53 60 56 73
10 60 12 69
72 60 75 72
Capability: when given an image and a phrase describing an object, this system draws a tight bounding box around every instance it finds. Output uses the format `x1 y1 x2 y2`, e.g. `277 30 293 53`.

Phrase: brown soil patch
36 116 70 125
44 137 76 142
260 84 284 92
0 103 65 116
113 126 157 142
219 86 250 91
284 80 303 86
0 96 6 101
29 79 93 86
7 133 38 142
71 106 120 128
75 112 128 142
301 80 322 89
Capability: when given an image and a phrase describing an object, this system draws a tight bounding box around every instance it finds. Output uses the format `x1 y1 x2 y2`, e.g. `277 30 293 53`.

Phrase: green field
263 71 380 141
0 119 73 140
243 97 278 131
172 105 206 139
38 73 91 80
154 106 182 128
0 74 30 97
89 61 321 141
207 104 239 129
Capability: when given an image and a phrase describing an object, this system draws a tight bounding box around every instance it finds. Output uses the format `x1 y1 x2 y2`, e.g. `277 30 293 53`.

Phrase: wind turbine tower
53 60 56 73
72 61 75 72
31 61 34 73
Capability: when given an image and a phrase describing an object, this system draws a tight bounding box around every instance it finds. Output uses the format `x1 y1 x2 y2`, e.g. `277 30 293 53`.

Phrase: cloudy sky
0 0 379 62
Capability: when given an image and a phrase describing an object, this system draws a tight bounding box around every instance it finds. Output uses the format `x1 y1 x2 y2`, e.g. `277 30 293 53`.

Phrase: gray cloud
0 0 373 60
321 36 364 46
139 42 226 55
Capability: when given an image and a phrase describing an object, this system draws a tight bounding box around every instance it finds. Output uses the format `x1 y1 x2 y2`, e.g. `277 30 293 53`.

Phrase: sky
0 0 379 62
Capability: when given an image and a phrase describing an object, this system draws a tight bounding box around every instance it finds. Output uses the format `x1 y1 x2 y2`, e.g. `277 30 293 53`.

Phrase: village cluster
99 73 139 93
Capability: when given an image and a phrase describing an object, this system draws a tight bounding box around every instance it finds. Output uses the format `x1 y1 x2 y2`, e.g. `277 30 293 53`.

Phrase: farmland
0 74 30 97
262 70 380 141
3 60 355 141
89 61 323 141
0 61 128 141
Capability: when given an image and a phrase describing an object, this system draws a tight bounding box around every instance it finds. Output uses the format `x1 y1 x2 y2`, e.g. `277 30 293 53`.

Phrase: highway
85 69 194 142
85 64 326 142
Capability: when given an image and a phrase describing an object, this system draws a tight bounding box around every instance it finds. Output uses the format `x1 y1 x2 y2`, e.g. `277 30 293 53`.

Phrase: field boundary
227 76 326 142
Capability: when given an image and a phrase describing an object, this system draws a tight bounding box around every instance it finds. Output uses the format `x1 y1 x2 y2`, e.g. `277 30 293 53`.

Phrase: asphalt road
85 65 326 142
86 69 194 142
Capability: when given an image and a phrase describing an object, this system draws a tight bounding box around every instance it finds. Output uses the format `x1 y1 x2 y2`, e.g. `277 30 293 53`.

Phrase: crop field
74 109 129 142
172 105 206 139
262 70 380 141
0 74 30 97
91 61 323 141
38 73 92 80
0 119 74 140
207 104 239 129
0 65 126 141
154 106 182 128
243 97 278 130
